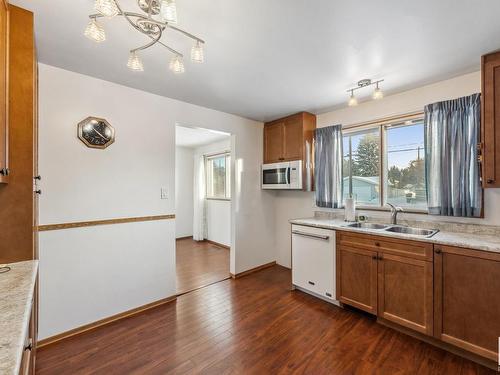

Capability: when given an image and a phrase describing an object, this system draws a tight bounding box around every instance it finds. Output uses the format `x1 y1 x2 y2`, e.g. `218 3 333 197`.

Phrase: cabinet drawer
339 231 432 261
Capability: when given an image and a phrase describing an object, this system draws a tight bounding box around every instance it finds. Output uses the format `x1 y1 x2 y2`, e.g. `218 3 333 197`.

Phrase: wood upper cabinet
434 245 500 361
481 51 500 188
0 0 8 183
263 112 316 164
264 121 284 163
378 253 433 335
337 231 433 335
336 245 378 314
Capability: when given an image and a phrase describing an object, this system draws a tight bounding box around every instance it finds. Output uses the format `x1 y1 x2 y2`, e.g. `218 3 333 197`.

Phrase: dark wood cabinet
481 51 500 188
434 245 500 361
337 245 378 314
0 0 8 183
263 112 316 164
378 253 433 335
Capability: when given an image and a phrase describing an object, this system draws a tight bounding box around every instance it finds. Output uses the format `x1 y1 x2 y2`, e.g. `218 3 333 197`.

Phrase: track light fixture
346 79 384 106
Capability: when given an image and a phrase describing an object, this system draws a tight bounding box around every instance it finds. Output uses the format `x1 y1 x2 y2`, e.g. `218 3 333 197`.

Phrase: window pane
206 155 226 198
385 122 427 209
342 128 381 206
225 155 231 199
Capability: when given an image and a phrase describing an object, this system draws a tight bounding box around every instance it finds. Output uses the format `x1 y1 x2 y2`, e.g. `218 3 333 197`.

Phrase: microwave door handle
286 167 290 185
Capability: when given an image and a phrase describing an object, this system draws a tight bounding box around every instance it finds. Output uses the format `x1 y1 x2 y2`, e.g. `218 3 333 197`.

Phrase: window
342 118 427 211
205 152 231 199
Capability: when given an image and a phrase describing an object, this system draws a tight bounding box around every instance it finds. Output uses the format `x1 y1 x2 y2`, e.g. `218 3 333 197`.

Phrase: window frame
342 115 428 213
205 151 231 201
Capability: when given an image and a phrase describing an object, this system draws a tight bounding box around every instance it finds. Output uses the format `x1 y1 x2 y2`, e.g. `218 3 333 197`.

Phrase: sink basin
347 222 389 230
384 226 438 237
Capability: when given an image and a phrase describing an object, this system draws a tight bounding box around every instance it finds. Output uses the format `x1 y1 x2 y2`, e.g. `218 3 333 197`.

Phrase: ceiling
11 0 500 121
176 125 229 148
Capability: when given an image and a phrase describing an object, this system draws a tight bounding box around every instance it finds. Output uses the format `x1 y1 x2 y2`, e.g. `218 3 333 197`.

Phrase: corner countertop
290 218 500 254
0 260 38 375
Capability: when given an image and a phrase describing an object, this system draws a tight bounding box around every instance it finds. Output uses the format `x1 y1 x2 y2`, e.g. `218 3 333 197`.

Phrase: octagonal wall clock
77 117 115 149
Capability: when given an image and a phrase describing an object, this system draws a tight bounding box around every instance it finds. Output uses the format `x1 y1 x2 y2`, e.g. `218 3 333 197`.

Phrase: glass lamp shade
169 55 185 74
84 19 106 43
161 0 178 24
191 41 204 63
348 94 358 107
127 51 144 71
94 0 119 17
372 87 384 100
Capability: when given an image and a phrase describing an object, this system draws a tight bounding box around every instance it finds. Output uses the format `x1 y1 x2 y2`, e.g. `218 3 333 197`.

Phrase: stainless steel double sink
345 222 439 238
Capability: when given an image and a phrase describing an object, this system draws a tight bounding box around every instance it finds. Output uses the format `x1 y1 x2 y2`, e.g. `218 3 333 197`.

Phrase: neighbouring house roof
343 176 379 185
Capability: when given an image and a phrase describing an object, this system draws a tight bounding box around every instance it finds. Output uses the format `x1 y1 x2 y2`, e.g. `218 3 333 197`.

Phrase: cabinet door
481 51 500 188
283 115 303 161
0 0 8 183
263 121 284 163
434 246 500 361
378 254 433 335
292 226 335 300
337 245 378 314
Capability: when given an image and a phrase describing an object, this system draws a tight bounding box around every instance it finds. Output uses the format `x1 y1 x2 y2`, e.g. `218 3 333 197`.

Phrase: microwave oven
262 160 303 190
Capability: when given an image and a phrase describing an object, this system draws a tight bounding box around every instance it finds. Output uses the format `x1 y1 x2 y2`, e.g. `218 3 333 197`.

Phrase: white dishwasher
291 224 337 304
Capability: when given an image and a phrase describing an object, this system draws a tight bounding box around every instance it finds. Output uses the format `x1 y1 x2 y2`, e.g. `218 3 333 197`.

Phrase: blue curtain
424 93 482 217
315 125 343 208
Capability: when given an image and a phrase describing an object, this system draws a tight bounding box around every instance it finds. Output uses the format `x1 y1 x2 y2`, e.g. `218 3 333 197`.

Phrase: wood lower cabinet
337 232 433 333
378 253 433 335
337 245 378 314
481 51 500 188
434 245 500 361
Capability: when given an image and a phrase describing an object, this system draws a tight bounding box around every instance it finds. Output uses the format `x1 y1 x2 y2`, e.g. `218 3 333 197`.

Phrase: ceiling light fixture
84 18 106 43
348 90 358 107
346 79 384 106
127 51 144 71
84 0 205 74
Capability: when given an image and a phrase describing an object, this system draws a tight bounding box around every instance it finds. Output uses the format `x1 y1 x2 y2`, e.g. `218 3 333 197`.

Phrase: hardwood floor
176 238 230 294
36 266 495 375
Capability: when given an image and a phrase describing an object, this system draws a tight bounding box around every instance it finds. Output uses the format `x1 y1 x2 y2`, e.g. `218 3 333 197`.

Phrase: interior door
378 253 433 335
264 121 284 163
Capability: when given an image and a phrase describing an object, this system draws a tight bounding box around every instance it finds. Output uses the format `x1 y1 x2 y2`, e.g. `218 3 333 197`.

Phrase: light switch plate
161 187 168 199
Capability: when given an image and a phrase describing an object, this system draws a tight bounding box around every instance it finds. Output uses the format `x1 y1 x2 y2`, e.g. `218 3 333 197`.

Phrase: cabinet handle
0 168 9 176
435 248 442 254
487 179 495 184
308 281 315 286
34 175 41 180
292 230 329 241
325 292 332 297
372 255 377 260
378 255 383 261
375 242 380 247
35 189 42 195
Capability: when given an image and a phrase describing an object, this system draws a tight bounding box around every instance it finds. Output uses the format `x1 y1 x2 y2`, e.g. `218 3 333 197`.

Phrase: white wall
38 64 275 339
194 138 231 247
175 146 194 238
275 71 500 268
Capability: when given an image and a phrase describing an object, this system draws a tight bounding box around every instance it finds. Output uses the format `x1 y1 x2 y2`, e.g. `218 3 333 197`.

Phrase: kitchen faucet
387 203 403 225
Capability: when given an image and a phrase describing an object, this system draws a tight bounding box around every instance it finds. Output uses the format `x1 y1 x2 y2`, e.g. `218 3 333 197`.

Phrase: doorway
175 125 232 294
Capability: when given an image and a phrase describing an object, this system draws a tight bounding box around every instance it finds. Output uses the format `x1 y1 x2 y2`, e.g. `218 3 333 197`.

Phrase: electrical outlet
161 187 168 199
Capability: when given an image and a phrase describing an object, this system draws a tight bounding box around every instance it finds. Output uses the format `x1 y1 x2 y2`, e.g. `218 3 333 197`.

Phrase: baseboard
38 295 177 348
204 239 230 249
230 261 276 279
176 236 193 240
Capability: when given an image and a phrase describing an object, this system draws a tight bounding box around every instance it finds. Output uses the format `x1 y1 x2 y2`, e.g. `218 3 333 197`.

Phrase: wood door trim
37 214 175 231
37 295 177 348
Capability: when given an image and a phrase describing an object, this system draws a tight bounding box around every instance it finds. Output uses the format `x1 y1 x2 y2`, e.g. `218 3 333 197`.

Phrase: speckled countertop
0 260 38 375
290 217 500 254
